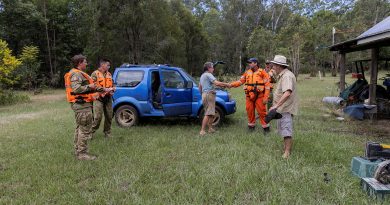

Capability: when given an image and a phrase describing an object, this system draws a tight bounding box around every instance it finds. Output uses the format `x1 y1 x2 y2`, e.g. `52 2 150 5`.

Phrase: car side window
116 71 144 87
161 70 185 89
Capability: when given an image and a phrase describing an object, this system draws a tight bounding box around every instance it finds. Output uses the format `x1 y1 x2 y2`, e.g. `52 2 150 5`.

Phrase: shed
330 16 390 110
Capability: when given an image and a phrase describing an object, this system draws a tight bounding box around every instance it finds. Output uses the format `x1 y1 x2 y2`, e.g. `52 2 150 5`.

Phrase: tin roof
330 16 390 52
357 16 390 40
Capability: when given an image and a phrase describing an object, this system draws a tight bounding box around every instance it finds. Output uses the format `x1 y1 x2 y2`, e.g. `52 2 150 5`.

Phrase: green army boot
77 154 97 161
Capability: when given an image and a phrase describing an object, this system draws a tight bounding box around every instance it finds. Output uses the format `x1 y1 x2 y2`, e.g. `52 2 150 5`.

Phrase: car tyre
115 105 139 128
199 106 225 127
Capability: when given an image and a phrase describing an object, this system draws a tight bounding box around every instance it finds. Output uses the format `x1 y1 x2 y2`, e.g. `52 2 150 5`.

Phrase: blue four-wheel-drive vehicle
112 64 236 128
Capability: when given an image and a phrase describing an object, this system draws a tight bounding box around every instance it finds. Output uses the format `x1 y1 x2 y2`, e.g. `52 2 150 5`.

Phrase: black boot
263 127 270 135
248 126 255 132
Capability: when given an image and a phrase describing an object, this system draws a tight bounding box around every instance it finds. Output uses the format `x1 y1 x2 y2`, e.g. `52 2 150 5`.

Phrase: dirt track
0 91 66 125
30 93 65 102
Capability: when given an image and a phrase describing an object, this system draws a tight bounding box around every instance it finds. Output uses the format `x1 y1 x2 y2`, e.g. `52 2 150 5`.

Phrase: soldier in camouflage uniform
65 55 112 160
91 59 115 138
265 61 277 110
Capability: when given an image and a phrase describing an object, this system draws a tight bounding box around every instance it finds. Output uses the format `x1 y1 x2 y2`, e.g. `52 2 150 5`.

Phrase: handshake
216 82 232 89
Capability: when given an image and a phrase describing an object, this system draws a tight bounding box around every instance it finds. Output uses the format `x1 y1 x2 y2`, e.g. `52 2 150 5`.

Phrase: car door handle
165 93 171 97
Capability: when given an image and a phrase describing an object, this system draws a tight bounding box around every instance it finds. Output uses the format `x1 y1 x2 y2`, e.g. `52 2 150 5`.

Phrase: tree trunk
43 0 53 79
331 52 337 77
53 29 57 74
273 1 285 33
310 55 317 77
125 28 133 63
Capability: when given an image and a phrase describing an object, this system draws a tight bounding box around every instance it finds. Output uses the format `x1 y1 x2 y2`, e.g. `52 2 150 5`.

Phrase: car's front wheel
199 106 225 127
115 105 139 128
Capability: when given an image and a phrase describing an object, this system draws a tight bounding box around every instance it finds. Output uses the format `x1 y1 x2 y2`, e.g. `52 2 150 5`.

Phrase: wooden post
339 52 346 93
369 48 379 105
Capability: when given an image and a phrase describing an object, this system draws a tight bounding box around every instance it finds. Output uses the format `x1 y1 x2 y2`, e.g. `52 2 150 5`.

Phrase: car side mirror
186 81 193 88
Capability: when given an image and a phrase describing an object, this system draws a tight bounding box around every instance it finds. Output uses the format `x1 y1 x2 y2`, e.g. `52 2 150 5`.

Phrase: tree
17 45 40 90
0 39 21 87
246 26 275 64
276 13 309 78
170 0 209 75
202 8 223 61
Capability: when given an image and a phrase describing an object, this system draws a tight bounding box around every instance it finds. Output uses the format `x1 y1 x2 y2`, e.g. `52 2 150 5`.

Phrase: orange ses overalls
231 68 271 128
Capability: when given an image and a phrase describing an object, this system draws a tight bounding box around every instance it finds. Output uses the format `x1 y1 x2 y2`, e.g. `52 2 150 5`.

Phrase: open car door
159 68 192 116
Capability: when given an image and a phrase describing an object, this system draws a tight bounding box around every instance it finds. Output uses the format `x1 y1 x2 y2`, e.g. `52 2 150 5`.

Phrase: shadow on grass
135 116 237 128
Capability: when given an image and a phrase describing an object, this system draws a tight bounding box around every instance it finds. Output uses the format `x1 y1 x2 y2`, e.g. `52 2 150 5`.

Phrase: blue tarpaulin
344 104 376 120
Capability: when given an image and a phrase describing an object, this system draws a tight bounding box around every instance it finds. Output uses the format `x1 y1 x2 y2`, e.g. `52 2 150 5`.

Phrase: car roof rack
120 63 174 68
120 63 141 67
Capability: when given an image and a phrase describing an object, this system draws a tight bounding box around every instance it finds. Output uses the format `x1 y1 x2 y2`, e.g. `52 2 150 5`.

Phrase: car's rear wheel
199 106 225 127
115 105 139 128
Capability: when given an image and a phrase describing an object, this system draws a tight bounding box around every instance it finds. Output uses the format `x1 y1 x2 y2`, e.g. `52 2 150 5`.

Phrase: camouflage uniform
91 70 114 138
69 71 103 156
267 69 277 109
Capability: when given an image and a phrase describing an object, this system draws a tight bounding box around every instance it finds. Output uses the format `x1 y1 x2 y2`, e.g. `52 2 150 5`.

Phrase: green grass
0 75 389 204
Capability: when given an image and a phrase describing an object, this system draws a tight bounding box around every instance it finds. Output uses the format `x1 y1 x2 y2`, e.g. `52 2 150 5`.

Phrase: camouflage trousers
73 109 93 155
92 98 113 136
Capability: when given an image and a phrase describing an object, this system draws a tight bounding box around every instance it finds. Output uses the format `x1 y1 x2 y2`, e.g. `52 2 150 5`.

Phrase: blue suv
112 64 236 127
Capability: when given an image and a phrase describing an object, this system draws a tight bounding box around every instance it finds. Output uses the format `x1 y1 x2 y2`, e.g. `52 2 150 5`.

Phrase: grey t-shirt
200 72 216 93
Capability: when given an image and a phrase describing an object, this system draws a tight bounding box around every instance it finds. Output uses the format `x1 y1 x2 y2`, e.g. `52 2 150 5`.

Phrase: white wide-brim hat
270 55 289 67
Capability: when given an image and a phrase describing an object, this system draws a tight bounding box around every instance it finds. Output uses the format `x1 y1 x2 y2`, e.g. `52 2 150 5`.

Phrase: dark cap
265 109 283 124
247 58 258 63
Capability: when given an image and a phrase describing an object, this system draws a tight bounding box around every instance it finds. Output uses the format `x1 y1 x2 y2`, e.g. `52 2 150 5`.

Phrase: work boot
248 126 255 132
77 154 97 161
263 127 270 135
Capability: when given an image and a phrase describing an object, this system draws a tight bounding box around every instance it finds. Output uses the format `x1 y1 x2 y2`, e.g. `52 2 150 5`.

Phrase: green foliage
202 8 223 60
170 0 209 75
20 46 39 63
0 90 30 105
247 26 275 64
0 39 22 87
15 45 41 90
1 0 390 85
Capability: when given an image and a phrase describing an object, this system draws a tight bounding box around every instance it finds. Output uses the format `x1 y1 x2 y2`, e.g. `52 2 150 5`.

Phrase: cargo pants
73 108 93 155
92 97 113 136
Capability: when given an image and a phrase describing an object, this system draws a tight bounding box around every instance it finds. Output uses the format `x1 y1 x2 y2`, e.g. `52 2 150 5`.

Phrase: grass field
1 74 390 204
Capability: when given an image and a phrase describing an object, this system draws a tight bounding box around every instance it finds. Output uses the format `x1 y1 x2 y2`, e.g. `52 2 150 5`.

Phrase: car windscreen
116 70 144 87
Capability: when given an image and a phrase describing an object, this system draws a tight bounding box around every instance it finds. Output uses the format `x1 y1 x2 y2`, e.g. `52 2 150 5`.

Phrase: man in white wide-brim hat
269 55 298 159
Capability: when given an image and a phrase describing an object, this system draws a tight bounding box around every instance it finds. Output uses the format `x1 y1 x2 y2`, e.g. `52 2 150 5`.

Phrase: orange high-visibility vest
94 70 113 98
231 69 270 91
231 68 270 100
95 70 113 88
64 68 96 103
